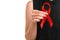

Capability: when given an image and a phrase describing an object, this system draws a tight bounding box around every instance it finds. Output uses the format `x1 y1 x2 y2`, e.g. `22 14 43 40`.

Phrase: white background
0 0 29 40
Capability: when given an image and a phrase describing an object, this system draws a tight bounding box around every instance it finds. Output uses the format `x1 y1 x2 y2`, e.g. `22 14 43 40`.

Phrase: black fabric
33 0 60 40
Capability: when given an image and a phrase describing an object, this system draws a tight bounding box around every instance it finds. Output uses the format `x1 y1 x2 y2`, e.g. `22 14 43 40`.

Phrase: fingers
33 10 48 15
32 12 47 17
33 19 41 22
32 15 43 22
32 10 48 22
32 15 43 20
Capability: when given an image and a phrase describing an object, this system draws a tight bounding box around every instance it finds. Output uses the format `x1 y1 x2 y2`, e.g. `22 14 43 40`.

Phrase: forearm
25 21 37 40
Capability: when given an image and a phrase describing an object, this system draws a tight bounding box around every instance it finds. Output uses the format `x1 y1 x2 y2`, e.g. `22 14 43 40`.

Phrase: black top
33 0 60 40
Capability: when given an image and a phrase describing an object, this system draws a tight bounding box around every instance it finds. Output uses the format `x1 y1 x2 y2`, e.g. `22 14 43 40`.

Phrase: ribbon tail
40 18 46 29
47 16 53 28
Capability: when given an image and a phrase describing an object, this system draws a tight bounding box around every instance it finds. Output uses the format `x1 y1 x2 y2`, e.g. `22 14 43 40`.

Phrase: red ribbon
40 2 53 29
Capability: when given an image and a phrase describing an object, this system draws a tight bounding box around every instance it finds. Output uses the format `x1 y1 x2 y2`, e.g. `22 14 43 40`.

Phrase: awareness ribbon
40 2 53 29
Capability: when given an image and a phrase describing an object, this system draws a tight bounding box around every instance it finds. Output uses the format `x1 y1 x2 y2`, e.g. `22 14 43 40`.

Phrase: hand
32 10 48 22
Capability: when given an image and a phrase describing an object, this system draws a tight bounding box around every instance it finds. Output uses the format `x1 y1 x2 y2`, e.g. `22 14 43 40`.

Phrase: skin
25 0 48 40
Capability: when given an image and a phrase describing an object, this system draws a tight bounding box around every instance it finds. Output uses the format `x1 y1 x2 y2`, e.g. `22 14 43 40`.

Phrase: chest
33 0 60 40
33 0 60 29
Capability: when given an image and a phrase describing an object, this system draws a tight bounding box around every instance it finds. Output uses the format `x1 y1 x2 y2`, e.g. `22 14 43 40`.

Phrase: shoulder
26 1 33 10
26 1 33 7
26 1 33 23
26 1 33 18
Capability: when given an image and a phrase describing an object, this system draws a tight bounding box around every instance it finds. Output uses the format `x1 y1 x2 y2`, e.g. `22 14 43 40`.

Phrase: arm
25 1 48 40
25 1 37 40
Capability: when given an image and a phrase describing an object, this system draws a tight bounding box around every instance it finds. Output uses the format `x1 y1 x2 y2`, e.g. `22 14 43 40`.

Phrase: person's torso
33 0 60 40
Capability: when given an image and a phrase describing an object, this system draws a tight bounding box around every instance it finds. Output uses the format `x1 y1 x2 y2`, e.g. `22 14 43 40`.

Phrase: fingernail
45 16 47 17
44 15 46 17
41 17 43 19
36 19 40 22
46 13 48 14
